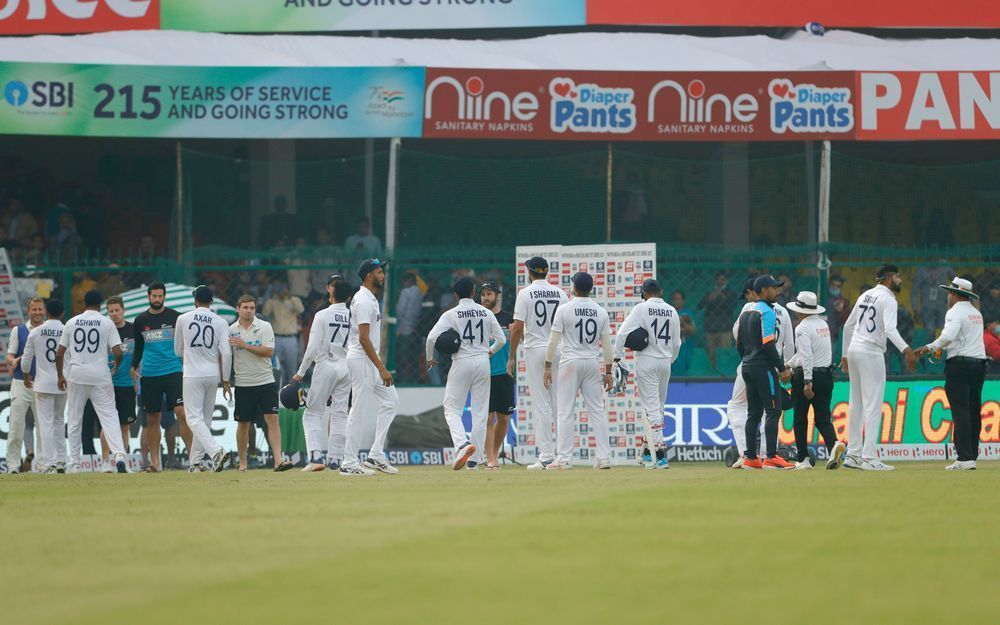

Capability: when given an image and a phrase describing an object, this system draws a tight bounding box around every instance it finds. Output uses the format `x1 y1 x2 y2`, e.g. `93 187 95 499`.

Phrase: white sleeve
21 334 35 374
425 312 451 361
842 301 860 354
796 325 814 381
174 316 185 358
671 310 682 355
106 319 122 350
732 306 743 340
488 313 506 354
882 298 908 353
545 329 561 364
600 310 612 365
613 306 641 359
551 306 567 334
928 309 960 352
297 314 325 377
513 291 527 322
58 322 71 349
780 311 795 362
7 329 19 355
217 319 232 383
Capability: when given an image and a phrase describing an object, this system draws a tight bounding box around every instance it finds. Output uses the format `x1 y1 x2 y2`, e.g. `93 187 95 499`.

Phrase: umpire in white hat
914 277 989 470
787 292 846 470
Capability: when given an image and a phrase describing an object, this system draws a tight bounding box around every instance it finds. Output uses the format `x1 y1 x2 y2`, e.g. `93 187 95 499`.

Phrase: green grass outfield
2 462 996 625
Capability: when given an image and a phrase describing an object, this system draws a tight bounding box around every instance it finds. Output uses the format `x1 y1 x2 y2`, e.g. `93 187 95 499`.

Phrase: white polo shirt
174 308 232 381
927 301 987 360
513 279 569 350
551 296 610 362
229 316 276 387
22 320 65 394
59 310 121 386
347 286 381 360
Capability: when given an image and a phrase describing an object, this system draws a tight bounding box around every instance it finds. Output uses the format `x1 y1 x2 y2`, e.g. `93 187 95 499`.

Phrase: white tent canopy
0 29 997 71
107 283 238 324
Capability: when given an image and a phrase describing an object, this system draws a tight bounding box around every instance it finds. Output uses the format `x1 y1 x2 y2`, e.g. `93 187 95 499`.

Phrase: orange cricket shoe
763 456 795 470
741 457 764 470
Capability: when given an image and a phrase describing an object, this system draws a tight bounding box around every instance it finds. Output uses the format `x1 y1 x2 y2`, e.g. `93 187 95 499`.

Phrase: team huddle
4 256 989 475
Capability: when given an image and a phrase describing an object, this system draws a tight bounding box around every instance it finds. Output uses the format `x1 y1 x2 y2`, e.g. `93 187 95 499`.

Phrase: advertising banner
424 68 856 141
162 0 586 33
0 0 160 35
513 243 657 466
0 249 25 389
586 1 1000 29
0 63 424 138
857 72 1000 140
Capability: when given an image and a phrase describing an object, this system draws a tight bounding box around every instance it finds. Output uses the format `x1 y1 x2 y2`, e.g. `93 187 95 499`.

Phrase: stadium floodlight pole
176 141 184 263
606 142 613 242
817 140 832 306
380 136 401 363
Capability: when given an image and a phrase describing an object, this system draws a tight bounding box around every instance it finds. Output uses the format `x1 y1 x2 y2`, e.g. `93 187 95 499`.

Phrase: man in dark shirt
480 281 514 470
736 275 793 470
699 271 736 370
257 194 301 249
131 282 189 472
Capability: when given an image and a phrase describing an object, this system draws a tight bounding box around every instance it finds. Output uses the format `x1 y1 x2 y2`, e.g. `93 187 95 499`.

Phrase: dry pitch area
1 462 995 625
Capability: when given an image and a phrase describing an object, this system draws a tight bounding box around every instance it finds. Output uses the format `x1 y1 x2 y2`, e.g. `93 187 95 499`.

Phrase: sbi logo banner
3 79 74 108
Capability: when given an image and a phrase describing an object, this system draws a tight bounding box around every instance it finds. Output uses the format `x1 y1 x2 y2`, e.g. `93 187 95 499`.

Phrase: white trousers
35 391 66 468
66 382 126 465
183 377 222 462
525 346 560 463
301 359 350 457
636 354 671 448
556 359 610 465
6 378 37 470
847 349 886 462
343 358 399 467
441 357 490 456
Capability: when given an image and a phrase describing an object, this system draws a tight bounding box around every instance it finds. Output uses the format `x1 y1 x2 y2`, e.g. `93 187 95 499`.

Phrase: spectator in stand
984 315 1000 365
286 236 312 299
923 208 955 249
912 258 956 335
980 279 1000 328
886 305 916 374
228 271 254 306
46 197 72 238
344 216 382 258
96 264 127 299
698 271 736 370
71 186 106 255
395 271 424 384
251 271 273 308
308 227 337 298
826 274 850 342
776 273 796 308
49 212 84 261
21 232 45 265
671 289 697 376
262 281 304 387
70 272 98 315
6 196 39 247
257 194 301 249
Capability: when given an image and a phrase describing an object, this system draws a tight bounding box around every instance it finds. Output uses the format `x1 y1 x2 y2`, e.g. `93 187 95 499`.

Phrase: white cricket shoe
67 463 81 474
339 464 374 477
793 459 813 470
730 456 745 470
945 460 976 471
526 460 552 470
211 449 231 473
843 455 863 470
595 458 611 470
364 456 400 475
114 453 129 474
101 458 115 474
545 461 567 471
452 443 476 471
862 459 895 471
826 441 847 470
301 463 326 472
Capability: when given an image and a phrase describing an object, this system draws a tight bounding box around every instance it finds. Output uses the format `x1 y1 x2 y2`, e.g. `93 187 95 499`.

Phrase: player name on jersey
457 309 491 319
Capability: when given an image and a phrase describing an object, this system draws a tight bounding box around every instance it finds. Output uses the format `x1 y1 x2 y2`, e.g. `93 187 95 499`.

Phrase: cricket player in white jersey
543 272 613 470
507 256 568 470
173 286 233 473
21 299 67 473
57 290 128 473
294 281 354 472
427 276 506 470
726 276 795 468
613 278 680 470
841 264 915 471
5 296 45 473
341 258 399 476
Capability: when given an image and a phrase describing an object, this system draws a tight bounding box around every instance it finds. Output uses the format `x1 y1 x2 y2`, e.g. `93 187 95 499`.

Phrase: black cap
739 277 758 300
193 285 214 304
876 264 899 280
326 273 345 285
83 290 103 307
572 271 594 293
641 278 661 294
525 256 549 274
479 280 502 294
753 274 784 293
357 257 387 280
453 276 476 299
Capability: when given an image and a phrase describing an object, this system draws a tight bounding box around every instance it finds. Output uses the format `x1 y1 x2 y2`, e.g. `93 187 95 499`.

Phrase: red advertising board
0 0 159 35
423 68 855 141
856 72 1000 140
587 0 1000 29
